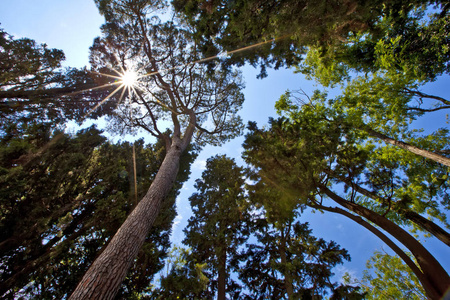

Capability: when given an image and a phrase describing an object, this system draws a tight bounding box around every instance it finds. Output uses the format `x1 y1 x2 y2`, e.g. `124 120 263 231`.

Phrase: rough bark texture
320 186 450 300
69 142 184 300
365 127 450 167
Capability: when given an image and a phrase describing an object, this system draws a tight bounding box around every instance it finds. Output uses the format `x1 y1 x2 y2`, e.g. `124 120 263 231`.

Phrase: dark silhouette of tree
236 204 362 299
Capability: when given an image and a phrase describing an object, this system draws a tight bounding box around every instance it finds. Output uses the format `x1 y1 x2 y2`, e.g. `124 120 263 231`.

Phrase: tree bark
324 168 450 247
279 230 294 300
402 210 450 247
217 246 227 300
310 202 432 297
363 127 450 167
319 185 450 300
69 140 186 300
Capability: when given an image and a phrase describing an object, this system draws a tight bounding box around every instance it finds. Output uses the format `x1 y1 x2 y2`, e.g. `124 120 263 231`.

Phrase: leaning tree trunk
363 127 450 167
402 210 450 247
69 140 186 300
325 168 450 247
320 185 450 300
310 202 431 296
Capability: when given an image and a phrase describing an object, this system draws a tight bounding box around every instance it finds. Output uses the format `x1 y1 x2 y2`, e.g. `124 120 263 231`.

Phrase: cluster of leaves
173 0 446 77
361 251 427 299
299 5 450 84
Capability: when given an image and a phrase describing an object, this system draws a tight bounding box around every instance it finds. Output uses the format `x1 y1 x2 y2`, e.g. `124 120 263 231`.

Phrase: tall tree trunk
309 202 431 296
69 141 185 300
325 168 450 247
279 230 294 300
217 246 227 300
319 185 450 300
363 127 450 167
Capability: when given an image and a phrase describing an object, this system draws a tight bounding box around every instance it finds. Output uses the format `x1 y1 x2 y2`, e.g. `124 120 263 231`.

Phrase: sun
121 70 138 88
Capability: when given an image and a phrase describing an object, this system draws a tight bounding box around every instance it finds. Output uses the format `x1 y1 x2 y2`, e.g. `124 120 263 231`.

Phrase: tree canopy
0 122 195 298
69 0 246 298
173 0 449 77
2 0 450 298
0 28 115 125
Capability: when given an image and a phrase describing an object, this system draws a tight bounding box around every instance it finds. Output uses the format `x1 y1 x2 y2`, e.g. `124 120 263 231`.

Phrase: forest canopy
0 0 449 299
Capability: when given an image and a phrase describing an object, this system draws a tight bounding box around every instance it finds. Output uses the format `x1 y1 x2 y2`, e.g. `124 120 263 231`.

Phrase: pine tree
182 155 250 300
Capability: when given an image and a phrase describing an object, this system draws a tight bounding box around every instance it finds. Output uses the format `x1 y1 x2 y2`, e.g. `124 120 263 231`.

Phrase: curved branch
308 199 426 290
319 185 449 299
403 88 450 106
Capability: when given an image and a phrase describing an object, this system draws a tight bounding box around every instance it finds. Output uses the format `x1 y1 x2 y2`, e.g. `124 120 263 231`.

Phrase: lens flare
121 70 138 87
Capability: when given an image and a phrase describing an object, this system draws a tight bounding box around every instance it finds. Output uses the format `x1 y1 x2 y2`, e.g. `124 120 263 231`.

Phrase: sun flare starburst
74 35 287 121
120 70 139 88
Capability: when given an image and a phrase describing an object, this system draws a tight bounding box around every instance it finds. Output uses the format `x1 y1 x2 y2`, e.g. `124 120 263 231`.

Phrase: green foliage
236 211 362 299
298 6 450 84
295 7 450 125
173 0 445 77
0 28 115 124
246 88 450 237
362 251 426 299
0 123 195 298
182 155 251 299
0 28 65 88
154 246 211 299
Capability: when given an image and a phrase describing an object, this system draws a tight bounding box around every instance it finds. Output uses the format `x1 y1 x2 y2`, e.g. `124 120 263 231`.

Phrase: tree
275 91 450 243
0 28 115 125
0 121 195 298
242 97 450 298
361 251 427 299
172 0 447 77
182 155 250 300
154 246 211 299
69 1 245 298
236 204 362 300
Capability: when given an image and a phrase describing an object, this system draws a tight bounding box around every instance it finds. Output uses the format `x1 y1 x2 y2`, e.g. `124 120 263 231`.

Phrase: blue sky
1 0 449 286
